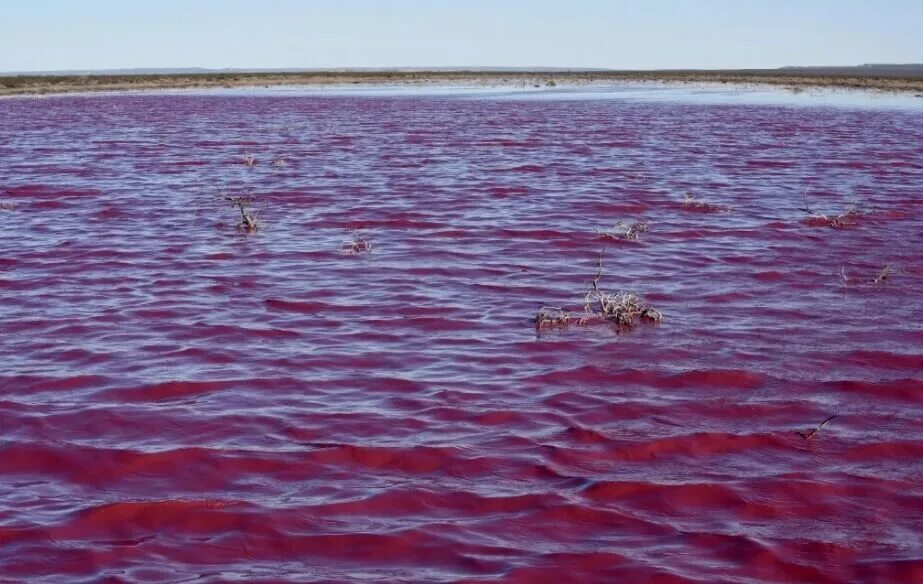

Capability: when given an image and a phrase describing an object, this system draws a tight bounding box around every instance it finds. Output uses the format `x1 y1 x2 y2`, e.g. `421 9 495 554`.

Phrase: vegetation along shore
2 66 923 96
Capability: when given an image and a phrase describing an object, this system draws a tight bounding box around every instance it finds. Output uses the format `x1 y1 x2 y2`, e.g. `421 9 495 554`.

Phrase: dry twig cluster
341 230 373 254
534 252 661 331
582 254 662 328
225 194 259 233
800 192 868 228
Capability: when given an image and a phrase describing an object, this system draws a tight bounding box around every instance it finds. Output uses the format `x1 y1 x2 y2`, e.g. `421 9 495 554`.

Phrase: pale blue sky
3 0 922 72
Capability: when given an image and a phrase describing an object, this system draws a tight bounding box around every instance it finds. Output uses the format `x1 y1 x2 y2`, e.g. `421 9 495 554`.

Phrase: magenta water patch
0 92 921 582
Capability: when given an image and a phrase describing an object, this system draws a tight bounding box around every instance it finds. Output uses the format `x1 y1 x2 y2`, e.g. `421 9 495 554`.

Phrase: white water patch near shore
8 80 922 111
155 81 923 111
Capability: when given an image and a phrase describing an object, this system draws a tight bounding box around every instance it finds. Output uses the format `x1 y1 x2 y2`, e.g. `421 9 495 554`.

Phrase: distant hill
779 64 923 77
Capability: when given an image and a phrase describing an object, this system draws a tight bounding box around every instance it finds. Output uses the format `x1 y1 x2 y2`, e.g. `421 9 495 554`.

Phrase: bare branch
222 192 260 233
797 415 837 440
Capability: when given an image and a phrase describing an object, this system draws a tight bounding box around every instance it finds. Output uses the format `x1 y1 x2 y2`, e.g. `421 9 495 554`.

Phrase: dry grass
341 229 373 254
534 252 661 331
596 220 649 241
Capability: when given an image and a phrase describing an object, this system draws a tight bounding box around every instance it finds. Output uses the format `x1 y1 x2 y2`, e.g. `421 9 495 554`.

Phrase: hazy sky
3 0 922 72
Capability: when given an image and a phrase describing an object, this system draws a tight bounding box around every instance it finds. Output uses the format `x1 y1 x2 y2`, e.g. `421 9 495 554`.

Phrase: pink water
1 89 922 582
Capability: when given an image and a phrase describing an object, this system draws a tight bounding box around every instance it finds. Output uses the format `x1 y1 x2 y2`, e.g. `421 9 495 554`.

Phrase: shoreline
3 70 923 97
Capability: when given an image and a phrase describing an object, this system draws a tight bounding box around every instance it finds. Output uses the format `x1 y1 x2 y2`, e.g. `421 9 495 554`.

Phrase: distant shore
3 69 923 97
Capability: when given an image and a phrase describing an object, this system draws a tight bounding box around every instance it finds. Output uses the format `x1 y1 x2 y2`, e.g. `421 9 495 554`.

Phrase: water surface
1 85 922 582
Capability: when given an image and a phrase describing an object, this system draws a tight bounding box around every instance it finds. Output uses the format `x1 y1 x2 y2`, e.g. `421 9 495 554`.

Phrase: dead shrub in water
341 229 372 254
582 254 662 328
271 157 286 168
224 194 260 233
799 192 868 229
0 201 14 211
597 220 649 241
242 153 257 167
683 193 729 214
534 252 661 331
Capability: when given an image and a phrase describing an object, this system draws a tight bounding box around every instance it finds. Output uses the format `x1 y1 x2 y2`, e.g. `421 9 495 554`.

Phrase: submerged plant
597 220 649 241
341 229 373 254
